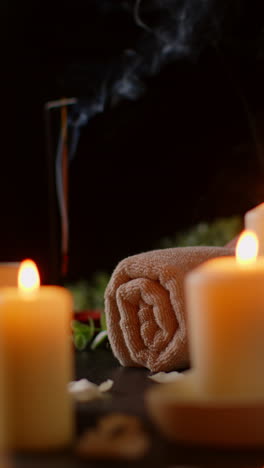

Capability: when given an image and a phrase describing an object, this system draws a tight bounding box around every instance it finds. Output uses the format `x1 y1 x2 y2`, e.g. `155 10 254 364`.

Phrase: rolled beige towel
105 247 234 372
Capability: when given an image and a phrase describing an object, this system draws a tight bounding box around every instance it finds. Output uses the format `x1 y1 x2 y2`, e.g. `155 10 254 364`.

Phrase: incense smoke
61 0 264 153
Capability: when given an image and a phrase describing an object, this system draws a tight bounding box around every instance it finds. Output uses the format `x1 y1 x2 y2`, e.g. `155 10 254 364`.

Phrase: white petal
148 371 184 383
98 379 114 392
68 378 113 402
68 379 98 393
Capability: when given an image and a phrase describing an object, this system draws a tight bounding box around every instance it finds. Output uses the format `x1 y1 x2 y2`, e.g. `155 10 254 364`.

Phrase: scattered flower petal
90 330 108 350
98 379 113 392
148 371 185 383
68 378 113 402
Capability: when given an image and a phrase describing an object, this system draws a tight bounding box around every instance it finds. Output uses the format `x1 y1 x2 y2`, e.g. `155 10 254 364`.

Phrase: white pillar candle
0 260 74 451
185 231 264 399
245 203 264 255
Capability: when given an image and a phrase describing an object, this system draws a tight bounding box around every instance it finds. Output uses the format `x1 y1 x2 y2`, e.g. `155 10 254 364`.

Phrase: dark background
2 1 264 283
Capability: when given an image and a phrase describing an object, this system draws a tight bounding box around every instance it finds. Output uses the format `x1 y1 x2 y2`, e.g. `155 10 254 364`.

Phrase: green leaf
86 318 95 342
90 330 108 350
157 216 243 249
74 333 88 351
72 319 94 335
71 320 84 332
71 318 95 343
100 311 107 331
71 320 89 334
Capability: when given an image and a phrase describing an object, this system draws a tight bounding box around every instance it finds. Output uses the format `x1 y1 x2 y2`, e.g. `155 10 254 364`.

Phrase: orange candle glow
18 259 40 291
235 230 258 264
0 260 74 451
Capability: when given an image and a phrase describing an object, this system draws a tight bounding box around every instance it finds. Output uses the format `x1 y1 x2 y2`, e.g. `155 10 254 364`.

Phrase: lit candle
245 203 264 255
185 231 264 399
0 260 74 451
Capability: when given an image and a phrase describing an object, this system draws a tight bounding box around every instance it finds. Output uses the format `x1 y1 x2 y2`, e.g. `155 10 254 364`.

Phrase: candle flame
18 259 40 292
236 230 258 265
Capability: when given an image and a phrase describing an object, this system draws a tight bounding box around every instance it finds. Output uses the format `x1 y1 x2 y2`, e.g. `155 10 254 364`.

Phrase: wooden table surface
11 349 264 467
